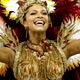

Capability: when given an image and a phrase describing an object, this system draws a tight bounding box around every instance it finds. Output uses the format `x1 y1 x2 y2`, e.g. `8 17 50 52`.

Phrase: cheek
26 18 33 25
45 19 48 25
25 14 33 26
46 17 49 23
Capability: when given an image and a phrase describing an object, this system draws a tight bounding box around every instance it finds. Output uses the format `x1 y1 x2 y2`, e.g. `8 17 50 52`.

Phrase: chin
33 29 45 32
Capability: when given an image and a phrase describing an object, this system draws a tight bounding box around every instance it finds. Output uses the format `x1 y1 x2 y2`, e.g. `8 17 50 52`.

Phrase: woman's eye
42 12 48 15
30 12 36 15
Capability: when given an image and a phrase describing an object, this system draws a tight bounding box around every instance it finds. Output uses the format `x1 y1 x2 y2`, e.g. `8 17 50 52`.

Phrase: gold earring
25 26 29 31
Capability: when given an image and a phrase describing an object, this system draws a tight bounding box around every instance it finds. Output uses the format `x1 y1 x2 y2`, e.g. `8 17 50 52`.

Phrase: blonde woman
0 0 80 80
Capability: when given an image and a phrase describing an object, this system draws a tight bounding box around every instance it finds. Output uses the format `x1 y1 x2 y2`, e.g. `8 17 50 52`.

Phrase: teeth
34 20 44 25
36 21 44 24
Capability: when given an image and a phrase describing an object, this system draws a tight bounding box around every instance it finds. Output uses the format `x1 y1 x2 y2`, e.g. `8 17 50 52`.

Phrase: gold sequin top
13 39 67 80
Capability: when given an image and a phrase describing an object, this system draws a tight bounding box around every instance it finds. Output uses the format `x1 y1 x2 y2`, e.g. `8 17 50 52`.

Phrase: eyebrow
29 9 47 13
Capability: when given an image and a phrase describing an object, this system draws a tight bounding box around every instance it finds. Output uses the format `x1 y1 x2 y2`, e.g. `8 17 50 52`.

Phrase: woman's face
24 4 49 32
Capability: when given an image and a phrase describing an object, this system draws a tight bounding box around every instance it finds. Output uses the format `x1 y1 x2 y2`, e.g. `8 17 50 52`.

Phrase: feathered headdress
16 0 56 25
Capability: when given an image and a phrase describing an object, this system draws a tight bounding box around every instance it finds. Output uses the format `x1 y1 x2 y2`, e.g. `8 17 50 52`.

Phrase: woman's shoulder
0 47 15 54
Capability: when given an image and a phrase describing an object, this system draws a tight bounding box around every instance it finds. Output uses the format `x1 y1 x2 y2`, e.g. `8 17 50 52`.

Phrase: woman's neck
29 31 46 44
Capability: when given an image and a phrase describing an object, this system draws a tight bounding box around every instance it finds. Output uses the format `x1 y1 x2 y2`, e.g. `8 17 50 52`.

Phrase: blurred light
0 0 19 19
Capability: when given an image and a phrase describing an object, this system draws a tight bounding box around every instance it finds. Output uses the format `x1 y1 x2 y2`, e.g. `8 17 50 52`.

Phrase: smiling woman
23 4 49 34
0 0 80 80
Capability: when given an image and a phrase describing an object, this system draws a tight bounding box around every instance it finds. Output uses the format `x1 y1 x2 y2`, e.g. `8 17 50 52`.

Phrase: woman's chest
17 48 65 80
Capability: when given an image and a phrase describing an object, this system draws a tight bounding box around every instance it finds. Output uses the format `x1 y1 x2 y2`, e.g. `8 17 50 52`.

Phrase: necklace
26 39 51 57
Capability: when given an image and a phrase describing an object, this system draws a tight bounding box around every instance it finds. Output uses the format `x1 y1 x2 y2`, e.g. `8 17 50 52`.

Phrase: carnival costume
0 0 80 80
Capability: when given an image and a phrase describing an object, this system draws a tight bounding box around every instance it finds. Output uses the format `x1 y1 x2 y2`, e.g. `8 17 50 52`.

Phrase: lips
34 20 45 27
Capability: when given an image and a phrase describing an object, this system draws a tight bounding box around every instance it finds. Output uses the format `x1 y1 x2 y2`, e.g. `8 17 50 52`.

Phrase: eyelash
30 12 48 15
42 12 48 15
30 13 36 15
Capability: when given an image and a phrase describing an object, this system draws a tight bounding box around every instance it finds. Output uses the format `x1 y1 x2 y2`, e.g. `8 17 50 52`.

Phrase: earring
24 26 29 39
24 26 29 30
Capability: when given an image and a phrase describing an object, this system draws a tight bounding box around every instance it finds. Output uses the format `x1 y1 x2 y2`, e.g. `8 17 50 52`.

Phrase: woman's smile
24 4 49 32
34 20 45 27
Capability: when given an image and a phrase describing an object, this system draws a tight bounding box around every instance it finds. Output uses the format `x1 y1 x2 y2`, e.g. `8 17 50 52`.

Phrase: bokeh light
0 0 19 19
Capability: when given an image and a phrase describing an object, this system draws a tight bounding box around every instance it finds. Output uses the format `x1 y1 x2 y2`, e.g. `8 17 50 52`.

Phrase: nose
37 13 43 18
37 16 43 18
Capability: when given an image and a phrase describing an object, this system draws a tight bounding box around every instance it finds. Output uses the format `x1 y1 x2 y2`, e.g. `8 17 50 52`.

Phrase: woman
0 0 80 80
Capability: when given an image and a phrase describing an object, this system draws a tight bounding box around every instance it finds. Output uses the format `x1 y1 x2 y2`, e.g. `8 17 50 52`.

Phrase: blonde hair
16 0 56 25
16 0 47 25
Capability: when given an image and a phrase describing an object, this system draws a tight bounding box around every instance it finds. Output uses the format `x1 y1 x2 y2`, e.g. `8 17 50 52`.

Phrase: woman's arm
63 39 80 59
0 47 15 68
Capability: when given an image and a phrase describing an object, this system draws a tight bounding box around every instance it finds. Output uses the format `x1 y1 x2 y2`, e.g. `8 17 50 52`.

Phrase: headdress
17 0 56 25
